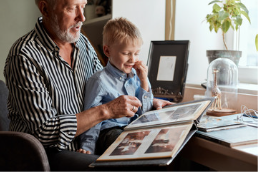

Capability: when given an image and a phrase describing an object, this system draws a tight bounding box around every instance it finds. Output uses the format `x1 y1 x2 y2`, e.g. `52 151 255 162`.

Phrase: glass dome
205 58 238 116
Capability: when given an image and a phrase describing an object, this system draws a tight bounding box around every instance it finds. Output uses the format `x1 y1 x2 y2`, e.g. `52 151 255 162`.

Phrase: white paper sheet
156 56 177 81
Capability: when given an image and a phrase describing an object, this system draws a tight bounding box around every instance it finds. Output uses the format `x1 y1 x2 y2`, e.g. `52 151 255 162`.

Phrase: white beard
51 15 82 43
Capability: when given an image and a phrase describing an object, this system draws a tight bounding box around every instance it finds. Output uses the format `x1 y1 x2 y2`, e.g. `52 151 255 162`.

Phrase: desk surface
234 143 258 156
180 136 258 171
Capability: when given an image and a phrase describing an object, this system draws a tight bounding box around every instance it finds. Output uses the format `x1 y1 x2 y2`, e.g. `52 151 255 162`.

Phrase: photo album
90 98 214 167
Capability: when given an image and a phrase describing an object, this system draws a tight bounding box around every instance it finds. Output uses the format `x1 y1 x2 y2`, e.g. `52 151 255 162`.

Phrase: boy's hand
133 61 149 91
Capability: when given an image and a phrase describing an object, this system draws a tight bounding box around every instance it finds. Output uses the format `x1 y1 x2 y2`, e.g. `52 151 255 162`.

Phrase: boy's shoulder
88 67 109 81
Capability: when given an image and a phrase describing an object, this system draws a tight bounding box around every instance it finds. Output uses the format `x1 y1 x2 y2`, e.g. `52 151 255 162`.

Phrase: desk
179 136 258 171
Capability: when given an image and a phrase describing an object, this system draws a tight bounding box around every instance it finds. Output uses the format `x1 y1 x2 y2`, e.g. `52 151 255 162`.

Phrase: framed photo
147 41 190 102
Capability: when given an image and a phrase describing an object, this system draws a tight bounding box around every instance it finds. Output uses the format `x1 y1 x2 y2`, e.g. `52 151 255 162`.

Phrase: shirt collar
106 61 135 80
35 17 59 52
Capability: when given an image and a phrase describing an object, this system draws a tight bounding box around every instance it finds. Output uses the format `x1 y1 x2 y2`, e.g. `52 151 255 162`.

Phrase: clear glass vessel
205 58 238 116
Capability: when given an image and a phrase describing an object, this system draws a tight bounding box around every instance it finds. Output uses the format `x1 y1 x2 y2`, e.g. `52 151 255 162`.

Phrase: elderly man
4 0 171 170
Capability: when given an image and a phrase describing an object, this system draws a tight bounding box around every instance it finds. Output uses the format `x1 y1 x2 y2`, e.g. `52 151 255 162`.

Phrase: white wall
0 0 41 82
174 0 224 84
112 0 166 65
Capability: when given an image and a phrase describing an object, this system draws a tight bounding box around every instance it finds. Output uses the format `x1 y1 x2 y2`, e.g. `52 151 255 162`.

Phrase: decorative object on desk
205 58 238 116
211 69 222 110
147 40 190 103
205 0 251 66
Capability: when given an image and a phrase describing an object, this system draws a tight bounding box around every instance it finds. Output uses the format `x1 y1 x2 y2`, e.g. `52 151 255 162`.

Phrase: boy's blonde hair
103 17 143 46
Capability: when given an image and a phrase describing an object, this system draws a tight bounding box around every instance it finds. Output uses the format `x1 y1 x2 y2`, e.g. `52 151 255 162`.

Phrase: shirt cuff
138 86 153 114
57 115 77 150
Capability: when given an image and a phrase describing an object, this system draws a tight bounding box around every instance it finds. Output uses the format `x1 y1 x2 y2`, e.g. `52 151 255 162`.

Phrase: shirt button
144 96 147 99
120 77 122 80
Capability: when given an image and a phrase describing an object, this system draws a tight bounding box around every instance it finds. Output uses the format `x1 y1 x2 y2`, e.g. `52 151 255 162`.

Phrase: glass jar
205 58 238 116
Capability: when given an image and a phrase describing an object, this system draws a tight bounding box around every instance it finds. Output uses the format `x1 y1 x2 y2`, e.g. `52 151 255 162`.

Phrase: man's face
48 0 87 43
106 39 142 74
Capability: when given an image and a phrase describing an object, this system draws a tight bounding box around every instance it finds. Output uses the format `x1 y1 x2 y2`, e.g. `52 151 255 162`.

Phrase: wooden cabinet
82 0 165 65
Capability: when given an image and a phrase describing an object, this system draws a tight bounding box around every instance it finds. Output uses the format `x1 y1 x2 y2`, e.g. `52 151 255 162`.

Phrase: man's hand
104 95 142 119
133 61 149 91
153 98 174 110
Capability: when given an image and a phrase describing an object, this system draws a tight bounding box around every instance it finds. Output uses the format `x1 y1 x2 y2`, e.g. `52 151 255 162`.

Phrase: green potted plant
205 0 251 66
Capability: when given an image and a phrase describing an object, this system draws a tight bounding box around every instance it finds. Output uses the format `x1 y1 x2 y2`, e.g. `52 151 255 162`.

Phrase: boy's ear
103 45 111 57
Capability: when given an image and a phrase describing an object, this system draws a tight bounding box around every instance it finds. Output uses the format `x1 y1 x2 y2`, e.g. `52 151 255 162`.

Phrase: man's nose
77 8 85 22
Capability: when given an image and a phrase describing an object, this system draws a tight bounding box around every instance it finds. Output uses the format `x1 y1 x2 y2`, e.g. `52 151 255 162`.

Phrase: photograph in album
97 124 192 161
126 101 208 130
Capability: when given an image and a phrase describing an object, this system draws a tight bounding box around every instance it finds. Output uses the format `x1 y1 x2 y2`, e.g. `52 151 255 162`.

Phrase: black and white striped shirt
4 17 103 151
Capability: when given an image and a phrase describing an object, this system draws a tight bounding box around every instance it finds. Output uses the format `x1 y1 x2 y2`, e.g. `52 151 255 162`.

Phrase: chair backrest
0 80 10 131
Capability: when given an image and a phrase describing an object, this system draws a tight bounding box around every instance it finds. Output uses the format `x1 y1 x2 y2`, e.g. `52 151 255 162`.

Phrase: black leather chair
0 80 50 171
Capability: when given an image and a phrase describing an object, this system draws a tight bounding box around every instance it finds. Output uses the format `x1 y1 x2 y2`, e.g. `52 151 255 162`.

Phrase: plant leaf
209 25 214 32
241 11 251 24
214 21 221 32
213 3 221 13
235 15 242 26
218 11 229 21
237 3 249 15
222 20 230 33
208 0 222 5
255 34 258 51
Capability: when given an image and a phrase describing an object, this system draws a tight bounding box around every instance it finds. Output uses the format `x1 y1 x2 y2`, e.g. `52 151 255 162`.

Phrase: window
227 0 258 67
172 0 258 86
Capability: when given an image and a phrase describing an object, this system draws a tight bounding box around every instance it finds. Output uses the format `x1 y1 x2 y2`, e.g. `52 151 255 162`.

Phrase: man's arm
5 55 78 150
76 95 141 136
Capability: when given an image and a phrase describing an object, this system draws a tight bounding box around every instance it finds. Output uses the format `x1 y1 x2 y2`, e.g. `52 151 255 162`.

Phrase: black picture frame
147 40 190 102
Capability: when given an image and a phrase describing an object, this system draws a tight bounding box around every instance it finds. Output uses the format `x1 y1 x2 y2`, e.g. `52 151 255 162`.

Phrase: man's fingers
106 95 142 118
126 95 142 107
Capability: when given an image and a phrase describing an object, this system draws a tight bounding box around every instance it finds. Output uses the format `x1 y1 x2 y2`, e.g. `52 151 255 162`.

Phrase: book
197 114 245 132
196 125 258 147
90 98 214 167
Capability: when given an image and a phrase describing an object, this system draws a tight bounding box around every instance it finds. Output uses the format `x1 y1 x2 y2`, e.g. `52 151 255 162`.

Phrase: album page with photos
96 99 213 162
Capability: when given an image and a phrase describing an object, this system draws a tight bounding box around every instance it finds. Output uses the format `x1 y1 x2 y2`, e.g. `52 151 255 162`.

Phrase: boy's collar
106 61 135 80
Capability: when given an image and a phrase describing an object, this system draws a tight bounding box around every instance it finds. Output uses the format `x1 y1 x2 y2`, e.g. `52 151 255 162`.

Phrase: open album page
125 100 211 130
97 123 192 161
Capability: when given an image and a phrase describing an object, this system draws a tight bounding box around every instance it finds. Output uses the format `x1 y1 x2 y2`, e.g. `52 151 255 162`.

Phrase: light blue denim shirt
79 61 153 153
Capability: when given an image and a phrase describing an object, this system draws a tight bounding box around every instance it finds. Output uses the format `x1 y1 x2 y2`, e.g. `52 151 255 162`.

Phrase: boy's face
104 40 142 74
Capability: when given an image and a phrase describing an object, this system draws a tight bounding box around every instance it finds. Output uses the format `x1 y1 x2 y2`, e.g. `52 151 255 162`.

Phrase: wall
173 0 224 84
0 0 41 82
112 0 166 65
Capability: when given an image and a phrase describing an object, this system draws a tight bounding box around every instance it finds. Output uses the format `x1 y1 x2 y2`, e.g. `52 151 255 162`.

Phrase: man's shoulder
8 29 37 56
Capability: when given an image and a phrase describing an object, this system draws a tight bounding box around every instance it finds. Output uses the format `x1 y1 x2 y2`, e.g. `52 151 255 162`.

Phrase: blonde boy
78 17 153 154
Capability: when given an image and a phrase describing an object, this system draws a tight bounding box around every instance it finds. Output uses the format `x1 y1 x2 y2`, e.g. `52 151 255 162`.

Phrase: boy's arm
83 77 104 110
135 78 153 115
133 61 149 91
